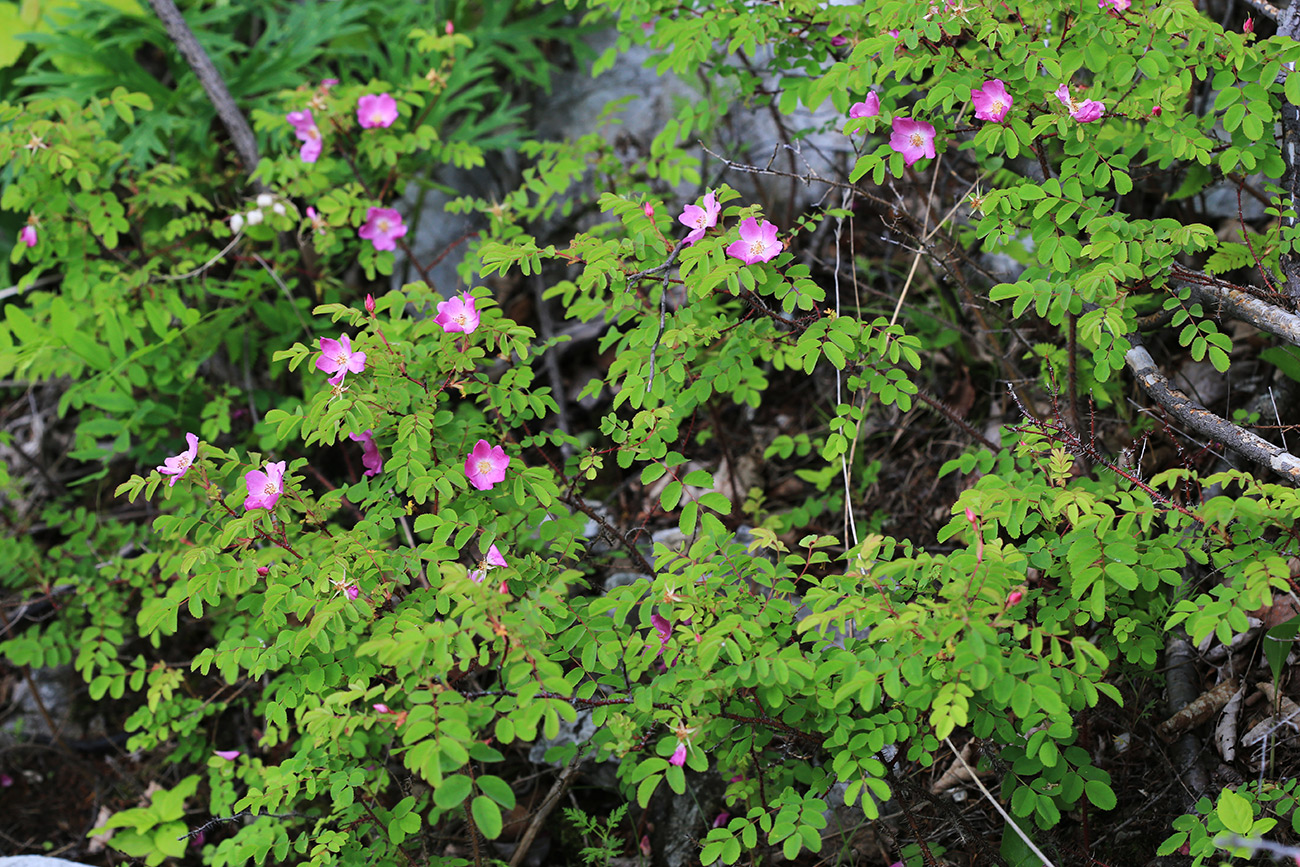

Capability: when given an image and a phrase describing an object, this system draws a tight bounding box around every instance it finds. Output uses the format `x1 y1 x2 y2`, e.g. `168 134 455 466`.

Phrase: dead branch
146 0 265 186
1122 331 1300 484
1156 676 1239 742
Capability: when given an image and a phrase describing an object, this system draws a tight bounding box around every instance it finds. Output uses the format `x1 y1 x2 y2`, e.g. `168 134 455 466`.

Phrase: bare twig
508 747 590 867
943 737 1057 867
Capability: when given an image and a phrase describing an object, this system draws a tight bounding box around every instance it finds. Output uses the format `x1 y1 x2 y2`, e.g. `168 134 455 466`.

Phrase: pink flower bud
964 507 977 524
643 202 654 218
373 703 390 713
256 566 269 577
365 294 375 314
1151 105 1163 117
1245 15 1254 32
1007 591 1023 606
445 20 454 34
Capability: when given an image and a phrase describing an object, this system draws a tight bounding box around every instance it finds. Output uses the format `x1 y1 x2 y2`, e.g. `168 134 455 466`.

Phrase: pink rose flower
678 191 720 245
669 742 687 766
971 79 1012 122
157 432 199 486
1098 0 1130 11
357 93 399 129
465 439 509 491
713 812 731 828
486 544 508 567
316 334 366 385
214 750 241 761
243 460 286 512
889 117 937 166
286 109 322 163
19 225 37 248
725 216 781 265
348 429 384 477
358 206 407 252
434 292 481 334
849 93 880 120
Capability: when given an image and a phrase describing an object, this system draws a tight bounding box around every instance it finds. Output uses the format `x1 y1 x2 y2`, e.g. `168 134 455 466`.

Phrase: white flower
246 210 264 226
256 193 274 209
272 203 286 216
230 213 245 233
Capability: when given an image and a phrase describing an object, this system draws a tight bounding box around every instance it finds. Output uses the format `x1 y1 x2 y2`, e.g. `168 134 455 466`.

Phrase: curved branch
1175 268 1300 345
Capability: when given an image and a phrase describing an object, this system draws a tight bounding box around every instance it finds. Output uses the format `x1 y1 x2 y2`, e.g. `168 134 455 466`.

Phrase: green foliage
6 0 1300 863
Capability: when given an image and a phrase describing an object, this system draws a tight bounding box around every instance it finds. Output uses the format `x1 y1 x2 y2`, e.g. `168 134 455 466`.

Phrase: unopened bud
643 202 654 218
365 294 376 314
1007 591 1023 606
1150 105 1162 118
445 20 454 34
1245 15 1254 33
256 566 269 577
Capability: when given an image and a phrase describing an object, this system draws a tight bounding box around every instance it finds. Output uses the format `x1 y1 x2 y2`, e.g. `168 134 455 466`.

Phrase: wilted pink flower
316 334 366 385
434 292 480 334
257 566 270 577
679 191 720 245
470 543 508 583
849 94 880 120
670 742 687 766
286 109 322 163
1007 591 1023 605
214 750 241 761
1098 0 1130 10
357 93 399 129
889 117 937 166
830 35 847 46
1054 84 1105 122
243 460 286 511
725 217 781 265
888 28 900 37
358 207 407 252
345 584 360 600
971 79 1012 122
651 613 671 655
0 773 13 787
19 225 36 247
305 206 327 235
348 429 384 477
373 703 390 713
465 440 510 491
713 812 731 828
157 432 199 486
